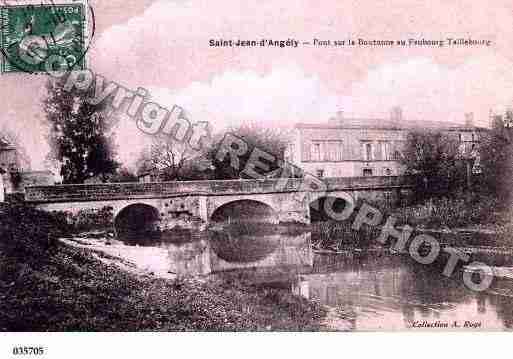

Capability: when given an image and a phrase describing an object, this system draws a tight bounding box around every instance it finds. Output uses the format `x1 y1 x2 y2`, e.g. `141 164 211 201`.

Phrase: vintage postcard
1 0 512 356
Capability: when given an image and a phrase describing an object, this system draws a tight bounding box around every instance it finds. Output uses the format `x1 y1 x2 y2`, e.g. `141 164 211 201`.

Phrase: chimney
329 110 344 126
465 112 474 127
390 106 403 123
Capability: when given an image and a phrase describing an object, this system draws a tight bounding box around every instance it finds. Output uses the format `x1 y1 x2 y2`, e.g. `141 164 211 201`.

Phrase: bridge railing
24 176 412 203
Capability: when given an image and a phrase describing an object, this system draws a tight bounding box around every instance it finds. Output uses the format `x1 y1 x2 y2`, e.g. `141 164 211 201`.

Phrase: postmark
0 0 94 73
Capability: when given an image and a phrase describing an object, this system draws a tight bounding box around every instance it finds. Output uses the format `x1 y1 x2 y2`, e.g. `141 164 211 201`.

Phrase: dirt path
60 236 178 279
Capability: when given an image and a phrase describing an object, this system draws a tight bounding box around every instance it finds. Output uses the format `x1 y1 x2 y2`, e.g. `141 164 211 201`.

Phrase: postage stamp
0 0 91 73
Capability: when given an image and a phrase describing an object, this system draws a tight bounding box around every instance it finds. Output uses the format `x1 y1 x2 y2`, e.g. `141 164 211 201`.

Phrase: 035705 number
12 347 45 356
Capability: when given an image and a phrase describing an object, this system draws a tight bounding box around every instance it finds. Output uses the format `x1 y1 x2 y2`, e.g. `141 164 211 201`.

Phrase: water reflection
118 230 313 276
118 229 513 331
293 252 513 330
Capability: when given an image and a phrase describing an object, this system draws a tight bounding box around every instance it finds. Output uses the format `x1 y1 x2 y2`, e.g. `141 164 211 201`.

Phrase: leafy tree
134 124 292 182
400 130 466 200
479 112 513 203
43 78 119 183
135 135 204 181
206 124 291 180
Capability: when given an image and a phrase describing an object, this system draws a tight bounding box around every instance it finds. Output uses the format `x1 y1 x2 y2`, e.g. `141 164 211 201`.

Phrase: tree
135 135 204 181
43 78 120 183
479 112 513 203
206 124 291 180
400 130 466 200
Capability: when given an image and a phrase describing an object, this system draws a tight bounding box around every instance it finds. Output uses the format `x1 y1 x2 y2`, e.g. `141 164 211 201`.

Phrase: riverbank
0 205 326 331
309 194 513 251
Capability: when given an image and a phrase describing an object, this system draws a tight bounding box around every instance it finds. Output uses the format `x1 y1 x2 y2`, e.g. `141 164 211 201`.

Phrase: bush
0 204 70 257
309 193 507 250
400 130 466 201
65 206 114 232
390 195 505 228
44 206 115 233
311 221 381 250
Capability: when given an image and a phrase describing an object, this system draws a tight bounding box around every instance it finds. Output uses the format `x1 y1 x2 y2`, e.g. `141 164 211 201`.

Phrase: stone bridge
24 176 412 233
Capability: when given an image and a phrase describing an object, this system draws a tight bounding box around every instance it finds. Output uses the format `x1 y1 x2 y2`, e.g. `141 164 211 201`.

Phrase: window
366 143 372 161
312 142 321 161
325 141 343 161
316 169 325 178
458 133 463 142
362 142 373 161
311 141 343 161
393 140 406 160
363 168 373 177
375 142 382 160
380 141 392 160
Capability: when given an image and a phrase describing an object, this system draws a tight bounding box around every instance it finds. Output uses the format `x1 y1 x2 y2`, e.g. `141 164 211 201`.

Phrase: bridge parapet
25 176 412 203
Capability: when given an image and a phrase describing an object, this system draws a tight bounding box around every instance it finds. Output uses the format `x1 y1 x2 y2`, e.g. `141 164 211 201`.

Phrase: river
116 229 513 331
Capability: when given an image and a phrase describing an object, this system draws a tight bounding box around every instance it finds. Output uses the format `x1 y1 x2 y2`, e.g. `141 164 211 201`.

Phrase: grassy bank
0 205 325 331
309 194 513 251
388 196 510 229
311 219 513 251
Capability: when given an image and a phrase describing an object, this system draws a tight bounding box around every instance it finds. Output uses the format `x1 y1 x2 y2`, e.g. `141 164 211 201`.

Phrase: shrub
390 195 504 228
0 204 70 257
66 206 114 231
49 206 115 233
311 221 381 250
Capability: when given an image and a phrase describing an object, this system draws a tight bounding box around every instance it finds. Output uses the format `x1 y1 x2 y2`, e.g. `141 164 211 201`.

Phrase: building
0 135 53 198
285 109 484 178
0 136 30 173
138 169 160 183
0 135 30 195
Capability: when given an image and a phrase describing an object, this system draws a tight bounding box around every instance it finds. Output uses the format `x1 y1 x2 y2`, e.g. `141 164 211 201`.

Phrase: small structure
0 135 29 195
0 135 54 197
138 169 160 183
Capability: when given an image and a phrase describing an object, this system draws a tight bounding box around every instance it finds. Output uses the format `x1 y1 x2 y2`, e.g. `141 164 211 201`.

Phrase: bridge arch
114 203 161 236
210 199 277 223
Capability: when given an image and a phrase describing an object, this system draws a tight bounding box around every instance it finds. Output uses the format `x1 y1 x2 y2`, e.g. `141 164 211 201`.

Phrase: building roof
295 118 487 131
